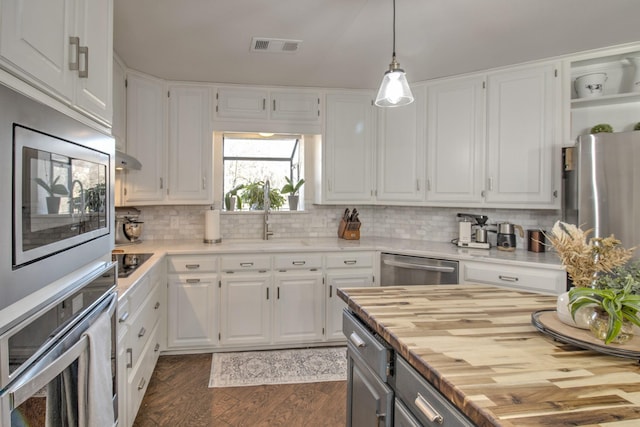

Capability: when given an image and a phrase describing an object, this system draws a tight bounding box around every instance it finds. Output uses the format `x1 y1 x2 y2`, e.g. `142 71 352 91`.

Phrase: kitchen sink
112 252 154 278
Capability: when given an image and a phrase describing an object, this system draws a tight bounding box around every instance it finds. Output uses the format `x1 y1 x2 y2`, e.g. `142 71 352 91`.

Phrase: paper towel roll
204 209 221 243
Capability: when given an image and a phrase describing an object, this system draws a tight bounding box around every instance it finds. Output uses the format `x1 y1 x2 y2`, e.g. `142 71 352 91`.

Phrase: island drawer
168 255 218 273
394 356 474 427
343 309 391 380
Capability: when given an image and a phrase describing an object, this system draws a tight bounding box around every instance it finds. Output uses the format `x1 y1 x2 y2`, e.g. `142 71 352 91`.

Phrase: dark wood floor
133 353 347 427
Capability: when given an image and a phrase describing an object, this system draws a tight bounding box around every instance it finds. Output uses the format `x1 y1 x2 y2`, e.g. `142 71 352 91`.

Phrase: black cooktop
112 253 153 278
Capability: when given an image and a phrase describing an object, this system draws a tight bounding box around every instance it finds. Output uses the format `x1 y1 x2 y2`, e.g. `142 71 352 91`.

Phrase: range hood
115 150 142 170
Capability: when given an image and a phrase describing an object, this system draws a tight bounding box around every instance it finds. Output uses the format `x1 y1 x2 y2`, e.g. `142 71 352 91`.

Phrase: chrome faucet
263 179 273 240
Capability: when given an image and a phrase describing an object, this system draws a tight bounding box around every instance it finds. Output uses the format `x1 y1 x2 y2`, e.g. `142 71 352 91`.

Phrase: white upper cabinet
112 55 126 151
426 75 486 204
485 62 559 206
123 72 165 204
322 92 376 203
167 84 213 204
376 85 426 203
214 86 321 133
0 0 113 125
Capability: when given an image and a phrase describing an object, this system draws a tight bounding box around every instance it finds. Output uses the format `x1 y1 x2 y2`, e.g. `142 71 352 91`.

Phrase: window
223 133 303 211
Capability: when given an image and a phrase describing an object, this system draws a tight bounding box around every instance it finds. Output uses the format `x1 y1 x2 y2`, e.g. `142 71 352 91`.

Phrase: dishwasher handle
382 259 456 274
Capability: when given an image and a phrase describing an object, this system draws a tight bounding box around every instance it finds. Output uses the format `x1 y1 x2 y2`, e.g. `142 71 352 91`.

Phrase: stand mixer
456 213 491 249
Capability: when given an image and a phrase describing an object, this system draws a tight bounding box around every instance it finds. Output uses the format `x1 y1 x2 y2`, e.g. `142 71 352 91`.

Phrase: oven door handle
3 292 116 409
382 259 456 273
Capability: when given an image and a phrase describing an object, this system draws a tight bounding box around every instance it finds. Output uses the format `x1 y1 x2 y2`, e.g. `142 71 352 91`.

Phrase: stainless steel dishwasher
380 253 459 286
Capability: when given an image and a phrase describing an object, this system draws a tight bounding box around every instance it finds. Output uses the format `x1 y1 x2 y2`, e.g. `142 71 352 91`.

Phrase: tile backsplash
137 204 560 247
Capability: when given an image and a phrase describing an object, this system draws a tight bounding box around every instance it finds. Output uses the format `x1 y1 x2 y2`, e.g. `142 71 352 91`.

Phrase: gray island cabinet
338 284 640 427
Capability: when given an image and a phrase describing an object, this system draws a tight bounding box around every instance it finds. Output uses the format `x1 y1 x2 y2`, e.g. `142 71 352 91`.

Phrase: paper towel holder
204 205 222 244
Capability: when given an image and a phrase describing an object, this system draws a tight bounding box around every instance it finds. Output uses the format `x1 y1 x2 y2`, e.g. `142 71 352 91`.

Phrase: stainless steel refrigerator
563 131 640 251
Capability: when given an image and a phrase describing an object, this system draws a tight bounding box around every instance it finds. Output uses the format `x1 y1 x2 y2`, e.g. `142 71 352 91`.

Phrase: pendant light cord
392 0 397 60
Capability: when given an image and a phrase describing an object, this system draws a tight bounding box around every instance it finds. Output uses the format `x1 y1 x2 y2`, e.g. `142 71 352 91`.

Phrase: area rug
209 347 347 387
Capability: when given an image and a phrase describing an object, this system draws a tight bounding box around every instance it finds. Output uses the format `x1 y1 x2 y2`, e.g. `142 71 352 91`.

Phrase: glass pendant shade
375 67 414 107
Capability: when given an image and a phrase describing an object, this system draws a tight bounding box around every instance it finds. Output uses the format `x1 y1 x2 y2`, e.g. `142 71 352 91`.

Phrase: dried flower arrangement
547 221 634 288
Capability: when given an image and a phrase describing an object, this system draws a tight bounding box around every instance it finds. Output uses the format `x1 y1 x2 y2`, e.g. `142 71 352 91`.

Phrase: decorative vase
46 196 61 214
588 308 634 344
556 291 593 329
288 195 299 211
627 56 640 93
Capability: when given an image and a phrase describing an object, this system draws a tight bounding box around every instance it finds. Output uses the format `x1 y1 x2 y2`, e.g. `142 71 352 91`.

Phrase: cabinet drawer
117 298 130 341
127 320 161 422
128 283 162 370
127 275 151 314
395 399 421 427
462 261 565 294
274 253 322 270
168 255 218 273
343 310 391 380
326 252 374 269
395 356 474 427
221 255 271 271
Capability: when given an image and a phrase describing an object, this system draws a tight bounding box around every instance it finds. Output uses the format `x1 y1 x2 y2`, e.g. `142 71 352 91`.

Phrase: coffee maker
496 222 524 251
456 213 490 249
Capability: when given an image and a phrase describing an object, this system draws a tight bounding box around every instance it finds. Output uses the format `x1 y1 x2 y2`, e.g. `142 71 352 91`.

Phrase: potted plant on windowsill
224 184 244 211
280 177 305 211
241 181 285 210
35 175 69 214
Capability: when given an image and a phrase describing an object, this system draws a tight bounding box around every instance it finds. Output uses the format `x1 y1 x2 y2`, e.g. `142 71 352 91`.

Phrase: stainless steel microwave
0 83 114 311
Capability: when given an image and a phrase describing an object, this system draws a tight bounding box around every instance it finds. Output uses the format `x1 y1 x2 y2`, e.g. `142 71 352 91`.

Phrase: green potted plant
224 184 244 211
590 123 613 133
241 180 285 210
35 175 68 214
280 176 305 211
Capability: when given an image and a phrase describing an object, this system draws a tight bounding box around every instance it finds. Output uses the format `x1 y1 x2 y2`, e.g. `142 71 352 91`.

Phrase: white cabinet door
167 274 217 348
325 271 374 341
123 72 165 204
219 273 271 346
270 90 320 122
485 63 558 206
376 85 425 203
426 75 486 204
73 0 112 122
273 271 324 343
0 0 74 101
167 85 212 203
112 56 126 151
215 87 268 120
324 92 376 202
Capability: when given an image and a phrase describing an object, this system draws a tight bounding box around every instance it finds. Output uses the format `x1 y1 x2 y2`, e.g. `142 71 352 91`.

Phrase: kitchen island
338 285 640 426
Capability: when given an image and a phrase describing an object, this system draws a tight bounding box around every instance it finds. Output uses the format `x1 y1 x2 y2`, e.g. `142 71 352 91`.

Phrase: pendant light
374 0 414 107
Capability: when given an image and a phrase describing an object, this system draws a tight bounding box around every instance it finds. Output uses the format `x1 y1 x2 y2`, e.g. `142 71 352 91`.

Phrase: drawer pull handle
119 311 129 323
138 327 146 338
498 275 519 282
185 264 200 269
126 348 132 368
292 261 306 265
415 393 444 424
329 285 333 298
344 260 357 265
240 262 254 267
349 332 366 348
138 377 146 391
154 343 160 352
186 278 201 283
154 302 160 309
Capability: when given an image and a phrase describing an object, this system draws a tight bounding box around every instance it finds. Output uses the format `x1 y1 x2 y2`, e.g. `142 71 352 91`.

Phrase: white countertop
114 236 563 298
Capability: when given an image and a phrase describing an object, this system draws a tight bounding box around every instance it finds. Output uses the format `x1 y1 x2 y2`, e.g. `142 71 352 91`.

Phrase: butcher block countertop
337 285 640 427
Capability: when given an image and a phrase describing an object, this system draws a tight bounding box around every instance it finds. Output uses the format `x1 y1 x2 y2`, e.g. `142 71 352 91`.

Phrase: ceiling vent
250 37 302 54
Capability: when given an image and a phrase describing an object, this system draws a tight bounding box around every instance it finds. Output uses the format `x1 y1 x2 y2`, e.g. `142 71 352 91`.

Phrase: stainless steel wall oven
0 82 114 311
0 263 118 426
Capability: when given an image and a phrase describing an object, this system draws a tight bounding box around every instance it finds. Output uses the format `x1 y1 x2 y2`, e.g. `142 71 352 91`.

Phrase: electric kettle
496 222 524 252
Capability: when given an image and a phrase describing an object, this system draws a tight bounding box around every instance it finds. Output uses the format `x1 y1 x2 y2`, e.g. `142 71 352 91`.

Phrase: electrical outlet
170 217 179 229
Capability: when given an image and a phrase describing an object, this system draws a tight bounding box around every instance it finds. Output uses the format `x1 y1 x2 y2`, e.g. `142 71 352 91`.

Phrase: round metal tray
531 309 640 360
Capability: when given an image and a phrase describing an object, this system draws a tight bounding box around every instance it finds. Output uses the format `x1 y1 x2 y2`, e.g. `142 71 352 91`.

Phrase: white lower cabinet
219 271 271 346
461 260 566 295
117 261 165 427
166 255 218 349
273 270 324 343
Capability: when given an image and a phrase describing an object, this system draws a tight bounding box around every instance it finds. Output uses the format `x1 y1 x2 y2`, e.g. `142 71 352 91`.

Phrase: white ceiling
114 0 640 90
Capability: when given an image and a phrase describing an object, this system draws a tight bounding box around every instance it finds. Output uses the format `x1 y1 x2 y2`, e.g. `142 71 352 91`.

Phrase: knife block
338 218 361 240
